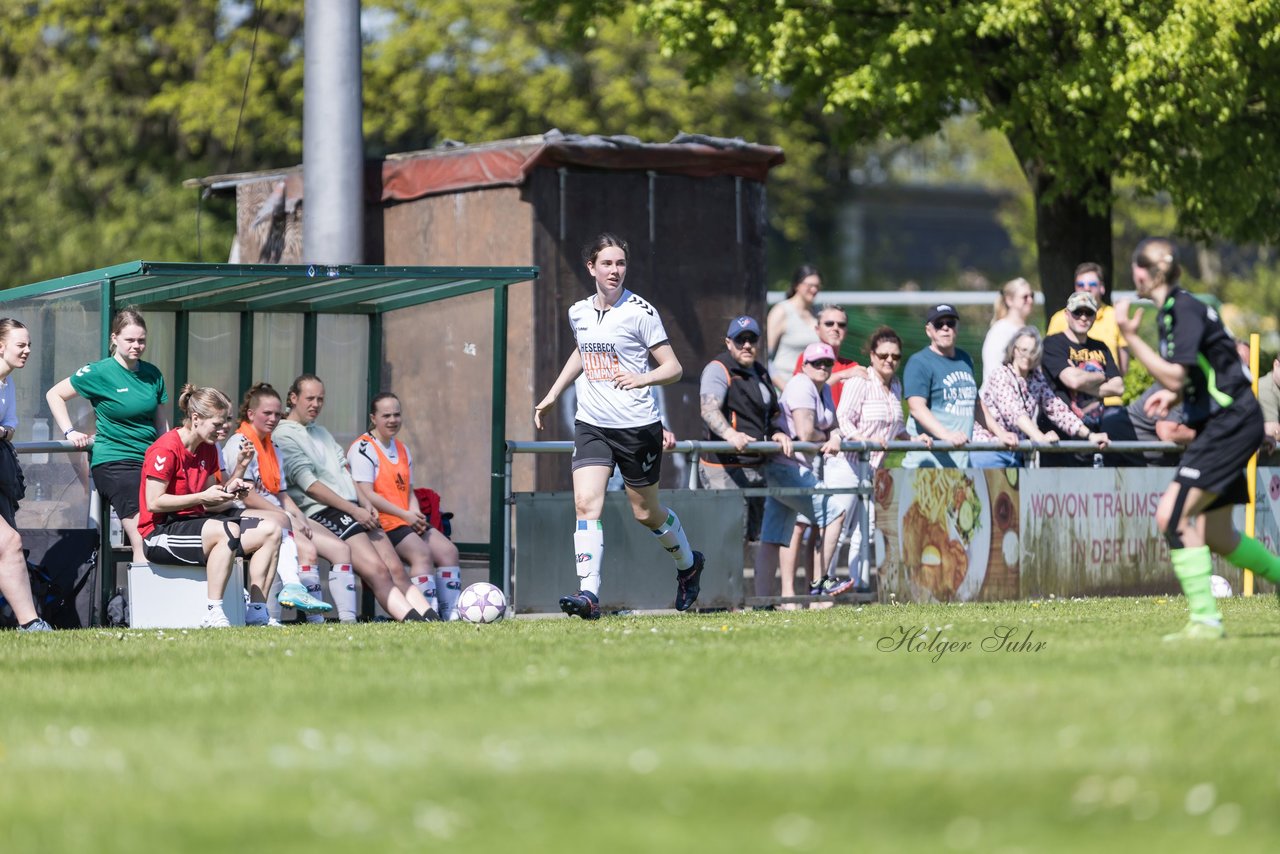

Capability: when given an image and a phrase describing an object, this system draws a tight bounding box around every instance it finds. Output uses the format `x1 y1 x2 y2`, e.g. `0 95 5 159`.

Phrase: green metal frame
4 260 539 615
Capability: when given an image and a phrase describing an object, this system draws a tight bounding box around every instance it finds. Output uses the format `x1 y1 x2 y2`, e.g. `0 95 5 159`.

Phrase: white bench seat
127 561 247 628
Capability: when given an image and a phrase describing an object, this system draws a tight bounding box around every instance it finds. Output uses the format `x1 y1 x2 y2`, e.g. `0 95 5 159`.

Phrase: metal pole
303 0 364 264
489 284 509 586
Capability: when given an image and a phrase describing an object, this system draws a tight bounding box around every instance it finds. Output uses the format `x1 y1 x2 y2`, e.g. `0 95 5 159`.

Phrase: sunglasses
931 318 957 330
807 359 835 369
821 320 848 328
731 333 759 346
1070 309 1097 319
1075 280 1101 289
873 351 901 362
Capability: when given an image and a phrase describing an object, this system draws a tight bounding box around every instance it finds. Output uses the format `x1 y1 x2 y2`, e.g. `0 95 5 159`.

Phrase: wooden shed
193 133 786 548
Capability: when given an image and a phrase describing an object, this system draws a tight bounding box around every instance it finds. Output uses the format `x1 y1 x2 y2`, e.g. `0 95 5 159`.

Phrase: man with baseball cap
699 316 793 551
1046 262 1130 407
903 304 998 468
1040 291 1130 466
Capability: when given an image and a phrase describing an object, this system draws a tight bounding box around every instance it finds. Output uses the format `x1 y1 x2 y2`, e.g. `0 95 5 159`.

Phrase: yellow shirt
1047 303 1128 406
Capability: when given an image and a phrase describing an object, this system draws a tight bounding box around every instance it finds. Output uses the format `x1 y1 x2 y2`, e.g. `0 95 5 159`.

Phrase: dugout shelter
0 261 536 621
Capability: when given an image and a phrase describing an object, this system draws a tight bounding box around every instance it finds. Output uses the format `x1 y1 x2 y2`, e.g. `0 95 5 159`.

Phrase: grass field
3 595 1279 853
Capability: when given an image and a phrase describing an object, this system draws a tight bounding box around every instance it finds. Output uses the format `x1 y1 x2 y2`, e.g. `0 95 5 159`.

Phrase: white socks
412 573 439 614
298 566 326 624
329 564 357 623
436 567 461 621
574 520 604 596
275 530 302 587
266 574 284 622
651 510 693 570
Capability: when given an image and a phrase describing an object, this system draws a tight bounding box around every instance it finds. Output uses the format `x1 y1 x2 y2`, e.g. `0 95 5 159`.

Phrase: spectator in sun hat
903 303 1013 468
758 341 848 602
699 315 792 572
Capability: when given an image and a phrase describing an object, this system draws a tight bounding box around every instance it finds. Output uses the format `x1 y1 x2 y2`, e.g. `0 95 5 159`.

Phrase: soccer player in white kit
533 233 705 619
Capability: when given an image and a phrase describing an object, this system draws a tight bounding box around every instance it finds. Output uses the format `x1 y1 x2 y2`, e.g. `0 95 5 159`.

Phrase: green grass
3 596 1279 853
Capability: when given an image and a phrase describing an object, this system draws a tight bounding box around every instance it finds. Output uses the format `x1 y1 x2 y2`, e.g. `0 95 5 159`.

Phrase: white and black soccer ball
457 582 507 624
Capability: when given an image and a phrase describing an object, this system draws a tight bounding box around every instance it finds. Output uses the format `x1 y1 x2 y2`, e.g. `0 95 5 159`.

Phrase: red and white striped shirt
836 373 906 468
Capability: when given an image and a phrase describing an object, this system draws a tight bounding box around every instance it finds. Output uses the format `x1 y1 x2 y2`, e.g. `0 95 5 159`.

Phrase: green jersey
69 357 167 466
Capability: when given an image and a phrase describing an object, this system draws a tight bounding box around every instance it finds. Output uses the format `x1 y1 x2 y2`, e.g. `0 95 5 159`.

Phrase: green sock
1223 535 1280 584
1171 546 1221 624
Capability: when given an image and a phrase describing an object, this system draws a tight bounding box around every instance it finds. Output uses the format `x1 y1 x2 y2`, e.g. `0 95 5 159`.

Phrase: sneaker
825 577 859 596
675 551 705 612
18 618 53 633
278 582 334 614
559 590 601 620
810 576 846 596
201 607 231 629
1162 620 1225 641
266 617 284 627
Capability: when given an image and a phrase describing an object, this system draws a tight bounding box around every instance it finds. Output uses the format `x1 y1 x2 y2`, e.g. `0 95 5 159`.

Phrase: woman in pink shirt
971 326 1110 468
825 327 930 594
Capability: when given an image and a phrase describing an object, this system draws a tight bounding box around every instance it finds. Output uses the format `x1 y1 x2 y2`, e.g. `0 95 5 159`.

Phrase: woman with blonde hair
981 277 1036 387
139 385 283 628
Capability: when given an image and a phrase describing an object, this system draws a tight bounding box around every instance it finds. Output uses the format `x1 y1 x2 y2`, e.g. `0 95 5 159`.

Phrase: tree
0 2 304 284
0 1 826 286
533 0 1280 310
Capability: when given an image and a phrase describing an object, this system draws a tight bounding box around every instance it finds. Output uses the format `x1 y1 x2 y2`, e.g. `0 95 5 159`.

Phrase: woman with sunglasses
822 328 932 594
760 342 846 602
981 278 1037 388
1116 238 1280 640
971 327 1109 468
766 264 822 389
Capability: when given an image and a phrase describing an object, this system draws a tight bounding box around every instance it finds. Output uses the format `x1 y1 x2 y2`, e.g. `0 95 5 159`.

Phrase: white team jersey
569 288 669 429
346 433 413 484
221 432 288 508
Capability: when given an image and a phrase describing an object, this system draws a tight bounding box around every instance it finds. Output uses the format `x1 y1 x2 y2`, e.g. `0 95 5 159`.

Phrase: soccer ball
457 582 507 624
1210 575 1233 599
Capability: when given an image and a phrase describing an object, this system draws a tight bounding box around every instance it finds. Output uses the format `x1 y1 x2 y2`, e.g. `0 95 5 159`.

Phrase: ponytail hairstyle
786 263 821 298
177 384 232 427
108 307 146 355
238 381 282 424
286 373 322 412
0 317 28 345
1131 238 1181 288
582 232 629 266
992 277 1031 324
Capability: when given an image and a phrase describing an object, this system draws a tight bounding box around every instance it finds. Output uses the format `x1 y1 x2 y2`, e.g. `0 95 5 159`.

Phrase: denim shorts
759 458 850 545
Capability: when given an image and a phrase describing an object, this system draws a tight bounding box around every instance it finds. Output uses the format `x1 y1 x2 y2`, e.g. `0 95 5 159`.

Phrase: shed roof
186 132 786 204
4 260 538 314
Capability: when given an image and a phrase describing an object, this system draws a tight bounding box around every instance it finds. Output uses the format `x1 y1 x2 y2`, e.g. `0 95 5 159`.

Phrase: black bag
16 529 100 629
106 587 129 628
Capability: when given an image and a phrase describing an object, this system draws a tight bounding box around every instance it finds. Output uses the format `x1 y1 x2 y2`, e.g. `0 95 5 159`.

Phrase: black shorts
309 506 365 541
1175 398 1264 510
572 420 664 488
92 461 143 519
385 525 416 547
142 517 211 565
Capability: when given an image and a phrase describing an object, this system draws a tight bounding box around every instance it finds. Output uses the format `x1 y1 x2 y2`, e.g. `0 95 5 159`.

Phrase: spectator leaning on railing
1040 291 1139 466
1046 262 1130 400
698 315 791 550
903 303 1014 469
792 305 861 407
971 326 1109 468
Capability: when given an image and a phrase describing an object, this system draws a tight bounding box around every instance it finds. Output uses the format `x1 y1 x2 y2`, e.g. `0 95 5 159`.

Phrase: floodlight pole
303 0 364 264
